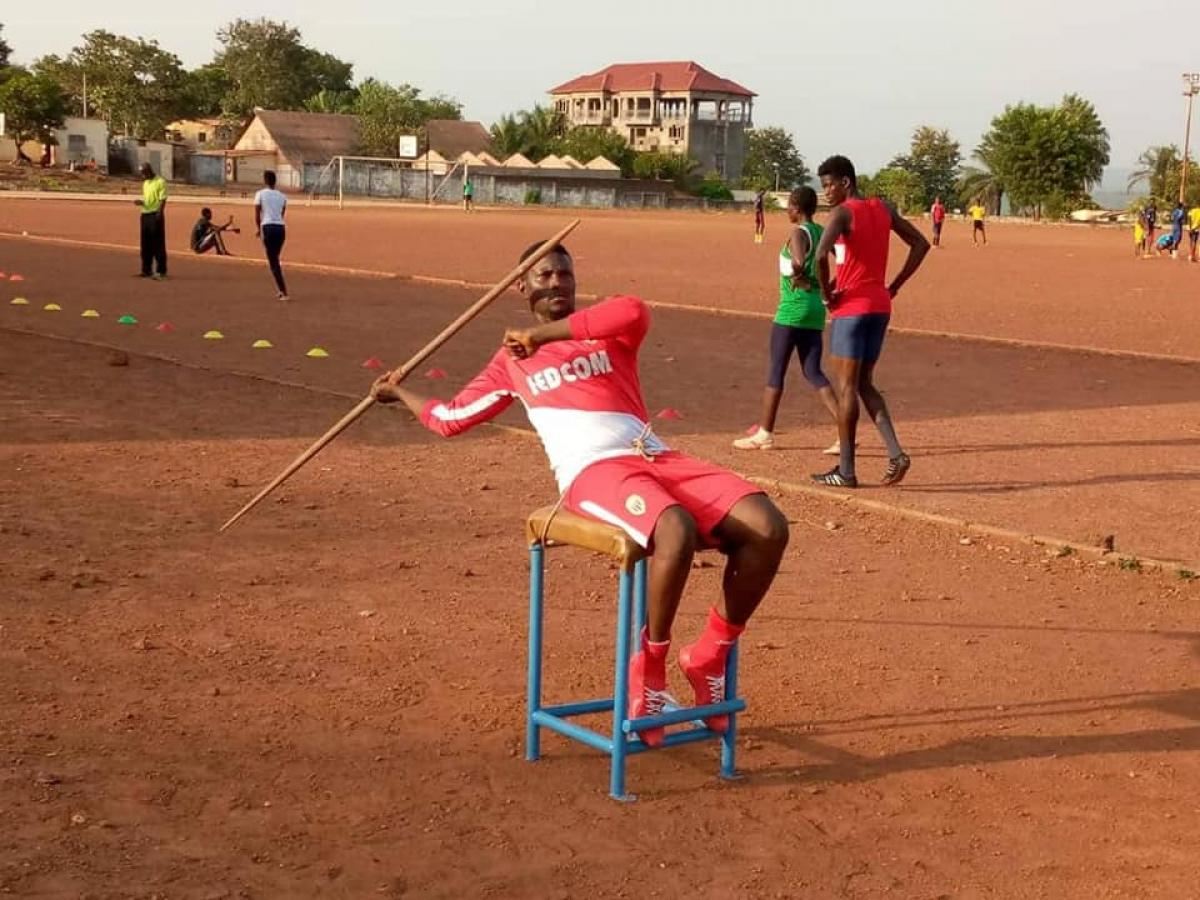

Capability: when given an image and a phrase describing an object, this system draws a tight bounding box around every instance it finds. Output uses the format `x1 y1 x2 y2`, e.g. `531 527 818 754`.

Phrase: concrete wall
687 120 747 182
302 160 669 209
111 139 175 180
190 154 225 186
0 117 108 168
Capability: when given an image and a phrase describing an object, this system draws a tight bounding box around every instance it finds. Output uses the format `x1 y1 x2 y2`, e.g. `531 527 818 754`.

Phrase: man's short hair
519 241 572 264
264 170 277 187
201 207 212 218
791 186 818 217
817 155 857 188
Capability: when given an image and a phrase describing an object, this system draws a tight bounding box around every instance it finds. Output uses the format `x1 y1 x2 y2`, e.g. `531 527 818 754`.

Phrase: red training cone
155 322 175 333
361 357 384 370
10 274 25 282
424 367 447 379
656 407 683 420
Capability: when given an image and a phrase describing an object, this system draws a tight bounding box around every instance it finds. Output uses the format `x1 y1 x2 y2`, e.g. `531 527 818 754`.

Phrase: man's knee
652 505 698 557
725 495 789 553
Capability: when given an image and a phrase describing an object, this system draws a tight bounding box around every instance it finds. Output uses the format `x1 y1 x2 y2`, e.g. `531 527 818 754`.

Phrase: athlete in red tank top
810 155 930 489
833 196 894 318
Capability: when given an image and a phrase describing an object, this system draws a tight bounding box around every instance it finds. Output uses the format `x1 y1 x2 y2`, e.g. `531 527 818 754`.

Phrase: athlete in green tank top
733 186 842 453
775 221 826 330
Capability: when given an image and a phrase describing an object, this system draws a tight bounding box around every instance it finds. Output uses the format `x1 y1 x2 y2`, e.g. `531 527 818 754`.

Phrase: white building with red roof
548 61 755 182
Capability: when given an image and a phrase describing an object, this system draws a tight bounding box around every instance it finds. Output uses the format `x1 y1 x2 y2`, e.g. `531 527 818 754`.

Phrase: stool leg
610 564 635 800
632 558 648 633
720 639 739 779
526 543 545 762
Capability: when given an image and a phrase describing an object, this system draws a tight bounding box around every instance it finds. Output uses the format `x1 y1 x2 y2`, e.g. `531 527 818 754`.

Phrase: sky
3 0 1194 189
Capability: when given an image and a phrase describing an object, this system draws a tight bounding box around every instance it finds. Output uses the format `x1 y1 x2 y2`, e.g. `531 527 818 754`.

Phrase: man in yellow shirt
135 163 168 279
969 200 987 246
1188 204 1200 262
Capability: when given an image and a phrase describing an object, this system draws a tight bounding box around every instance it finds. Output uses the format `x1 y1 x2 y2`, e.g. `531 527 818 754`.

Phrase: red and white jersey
419 295 669 491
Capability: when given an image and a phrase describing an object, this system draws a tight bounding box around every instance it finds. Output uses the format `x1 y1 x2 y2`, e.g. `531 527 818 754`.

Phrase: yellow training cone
252 339 273 349
306 347 329 358
81 309 100 318
43 302 62 311
10 297 29 305
203 330 224 340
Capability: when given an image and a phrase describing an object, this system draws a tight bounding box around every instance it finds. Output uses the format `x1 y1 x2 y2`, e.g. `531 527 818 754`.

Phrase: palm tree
956 155 1004 215
489 113 526 157
1127 145 1180 199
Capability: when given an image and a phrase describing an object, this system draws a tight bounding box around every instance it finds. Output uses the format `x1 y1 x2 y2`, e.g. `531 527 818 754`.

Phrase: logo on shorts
624 494 647 516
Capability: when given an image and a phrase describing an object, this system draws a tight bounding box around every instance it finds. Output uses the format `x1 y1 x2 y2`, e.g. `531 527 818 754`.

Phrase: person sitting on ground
190 207 238 256
372 241 790 748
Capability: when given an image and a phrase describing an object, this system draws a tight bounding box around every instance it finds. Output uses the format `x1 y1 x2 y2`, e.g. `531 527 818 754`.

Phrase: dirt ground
2 197 1199 359
2 201 1200 898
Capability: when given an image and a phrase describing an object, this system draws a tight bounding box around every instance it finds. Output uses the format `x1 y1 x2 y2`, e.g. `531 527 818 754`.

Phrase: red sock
641 628 670 668
690 608 745 669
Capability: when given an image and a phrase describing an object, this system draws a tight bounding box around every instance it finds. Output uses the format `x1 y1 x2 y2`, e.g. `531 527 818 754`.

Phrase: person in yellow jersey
969 199 987 246
134 163 168 279
1188 203 1200 262
1133 216 1147 259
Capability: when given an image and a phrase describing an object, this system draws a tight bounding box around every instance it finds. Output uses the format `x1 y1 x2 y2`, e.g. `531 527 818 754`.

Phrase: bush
523 187 542 205
694 175 733 202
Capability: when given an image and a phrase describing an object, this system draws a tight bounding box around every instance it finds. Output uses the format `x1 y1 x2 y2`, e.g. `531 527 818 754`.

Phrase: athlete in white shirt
254 171 288 300
372 240 790 747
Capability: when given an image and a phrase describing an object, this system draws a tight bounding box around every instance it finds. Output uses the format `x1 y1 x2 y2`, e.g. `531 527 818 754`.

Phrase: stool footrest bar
542 698 614 717
624 699 746 732
531 710 614 754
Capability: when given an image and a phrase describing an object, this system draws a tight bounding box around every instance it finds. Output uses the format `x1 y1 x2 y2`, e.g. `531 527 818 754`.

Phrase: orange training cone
656 407 683 420
362 357 385 369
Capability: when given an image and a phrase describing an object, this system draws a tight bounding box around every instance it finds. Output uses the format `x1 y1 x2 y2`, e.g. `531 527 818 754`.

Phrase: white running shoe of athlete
733 426 774 450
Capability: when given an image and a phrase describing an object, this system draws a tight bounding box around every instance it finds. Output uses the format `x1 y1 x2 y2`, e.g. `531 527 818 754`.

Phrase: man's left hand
503 328 539 359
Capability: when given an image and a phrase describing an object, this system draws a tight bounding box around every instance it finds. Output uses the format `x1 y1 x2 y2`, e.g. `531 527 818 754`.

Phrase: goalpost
307 155 464 208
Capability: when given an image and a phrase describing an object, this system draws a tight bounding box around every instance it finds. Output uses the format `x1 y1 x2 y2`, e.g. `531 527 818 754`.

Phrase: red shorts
563 451 762 549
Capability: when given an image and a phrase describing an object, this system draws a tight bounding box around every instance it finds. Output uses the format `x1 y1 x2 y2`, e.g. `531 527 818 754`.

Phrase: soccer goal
307 155 463 208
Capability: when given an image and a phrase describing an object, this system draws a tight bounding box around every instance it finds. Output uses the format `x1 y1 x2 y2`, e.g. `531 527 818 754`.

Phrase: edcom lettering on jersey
525 349 613 396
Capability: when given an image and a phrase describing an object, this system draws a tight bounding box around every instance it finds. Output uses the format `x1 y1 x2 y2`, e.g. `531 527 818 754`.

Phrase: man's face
786 197 800 222
820 174 850 207
520 251 576 321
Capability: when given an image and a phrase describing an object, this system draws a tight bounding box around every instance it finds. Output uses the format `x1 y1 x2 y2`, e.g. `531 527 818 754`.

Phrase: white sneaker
733 427 774 450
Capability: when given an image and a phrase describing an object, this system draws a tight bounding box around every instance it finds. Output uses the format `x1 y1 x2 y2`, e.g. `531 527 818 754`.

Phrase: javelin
220 219 581 533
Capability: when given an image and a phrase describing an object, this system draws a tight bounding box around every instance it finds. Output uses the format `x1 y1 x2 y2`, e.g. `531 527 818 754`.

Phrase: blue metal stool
525 506 745 801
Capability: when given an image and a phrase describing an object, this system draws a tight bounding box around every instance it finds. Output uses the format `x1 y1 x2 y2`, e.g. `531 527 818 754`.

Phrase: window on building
668 125 684 141
198 132 207 144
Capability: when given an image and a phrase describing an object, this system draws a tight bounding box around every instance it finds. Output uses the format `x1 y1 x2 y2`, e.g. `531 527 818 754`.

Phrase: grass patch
1118 557 1143 573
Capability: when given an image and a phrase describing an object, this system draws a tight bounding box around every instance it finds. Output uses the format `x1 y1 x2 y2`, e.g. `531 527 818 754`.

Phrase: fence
303 159 672 210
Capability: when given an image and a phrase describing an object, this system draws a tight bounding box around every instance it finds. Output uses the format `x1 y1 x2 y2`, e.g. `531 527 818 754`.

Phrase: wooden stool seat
526 506 647 568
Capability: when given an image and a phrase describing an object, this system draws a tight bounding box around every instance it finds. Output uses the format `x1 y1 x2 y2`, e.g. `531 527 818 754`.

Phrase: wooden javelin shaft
219 218 580 534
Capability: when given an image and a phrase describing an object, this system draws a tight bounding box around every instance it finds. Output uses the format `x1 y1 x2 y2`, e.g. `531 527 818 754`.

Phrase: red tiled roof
549 61 754 97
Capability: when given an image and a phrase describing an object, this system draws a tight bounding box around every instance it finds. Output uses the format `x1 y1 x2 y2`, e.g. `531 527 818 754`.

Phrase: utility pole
1180 73 1200 204
82 72 88 119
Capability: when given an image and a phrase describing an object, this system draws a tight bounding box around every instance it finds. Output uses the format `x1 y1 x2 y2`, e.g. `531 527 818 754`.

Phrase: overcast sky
3 0 1192 185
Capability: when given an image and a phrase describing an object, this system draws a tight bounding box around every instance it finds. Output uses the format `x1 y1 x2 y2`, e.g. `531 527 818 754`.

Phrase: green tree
0 23 12 70
976 94 1109 218
863 167 924 213
632 150 698 187
0 71 68 162
351 78 462 157
741 126 808 190
304 88 357 114
487 105 565 161
181 63 231 117
36 32 190 138
213 18 353 115
890 125 961 207
1126 144 1200 205
555 126 634 174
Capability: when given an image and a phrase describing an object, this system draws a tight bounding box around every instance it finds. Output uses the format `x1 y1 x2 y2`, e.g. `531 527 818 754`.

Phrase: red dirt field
1 197 1199 359
2 200 1200 898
